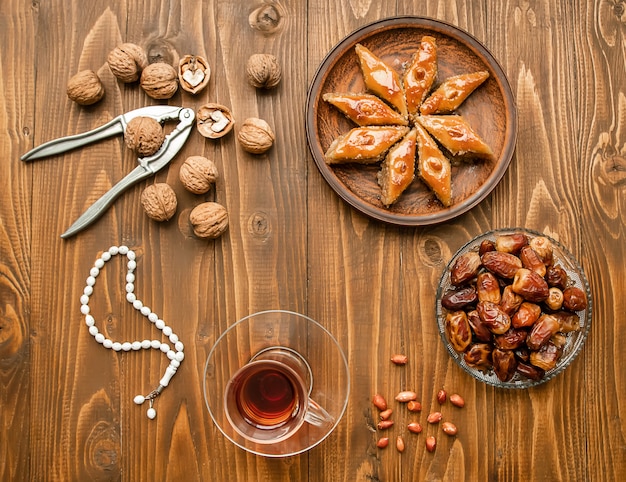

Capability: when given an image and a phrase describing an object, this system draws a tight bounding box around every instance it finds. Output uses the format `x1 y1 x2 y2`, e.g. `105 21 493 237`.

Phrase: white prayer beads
80 246 184 420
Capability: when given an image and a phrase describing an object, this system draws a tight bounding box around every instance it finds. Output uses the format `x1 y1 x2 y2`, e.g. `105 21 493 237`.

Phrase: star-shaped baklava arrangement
323 37 493 207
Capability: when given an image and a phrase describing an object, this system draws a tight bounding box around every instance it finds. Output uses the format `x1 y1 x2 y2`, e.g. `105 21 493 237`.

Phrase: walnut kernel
107 43 148 83
124 116 165 157
246 53 281 89
189 202 229 239
140 183 177 221
140 62 178 99
196 103 235 139
237 117 275 154
178 55 211 94
66 70 105 105
179 156 218 194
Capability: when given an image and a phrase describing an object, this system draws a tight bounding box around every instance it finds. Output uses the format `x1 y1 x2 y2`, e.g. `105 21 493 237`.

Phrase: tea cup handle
304 398 334 427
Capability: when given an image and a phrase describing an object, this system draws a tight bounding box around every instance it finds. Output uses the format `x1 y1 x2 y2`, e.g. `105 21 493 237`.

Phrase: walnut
107 43 148 83
246 53 281 89
140 62 178 99
178 55 211 94
124 116 165 157
237 117 275 154
196 103 235 139
140 183 177 221
66 70 105 105
189 202 229 239
179 156 219 194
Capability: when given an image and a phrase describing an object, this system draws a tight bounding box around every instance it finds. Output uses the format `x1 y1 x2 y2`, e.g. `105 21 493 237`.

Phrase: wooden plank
0 0 35 479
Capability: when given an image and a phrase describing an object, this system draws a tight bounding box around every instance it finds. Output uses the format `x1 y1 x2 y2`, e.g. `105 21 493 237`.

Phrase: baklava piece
355 43 408 117
403 36 438 115
324 125 410 164
415 122 452 207
419 70 489 115
323 93 408 126
416 115 493 159
377 128 417 206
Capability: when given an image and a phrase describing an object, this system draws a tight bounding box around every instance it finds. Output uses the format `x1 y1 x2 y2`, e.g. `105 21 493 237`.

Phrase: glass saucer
203 310 350 457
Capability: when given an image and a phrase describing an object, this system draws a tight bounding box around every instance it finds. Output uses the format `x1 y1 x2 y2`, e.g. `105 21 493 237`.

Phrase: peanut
379 408 393 421
442 421 458 436
395 391 418 402
449 393 465 408
396 436 405 453
437 389 447 404
376 437 389 448
426 436 437 452
407 400 422 412
377 420 394 430
407 422 423 434
373 393 387 411
390 354 408 365
427 412 442 424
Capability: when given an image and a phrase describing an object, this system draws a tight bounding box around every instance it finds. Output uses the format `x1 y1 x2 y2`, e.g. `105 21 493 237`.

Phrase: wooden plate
306 17 517 225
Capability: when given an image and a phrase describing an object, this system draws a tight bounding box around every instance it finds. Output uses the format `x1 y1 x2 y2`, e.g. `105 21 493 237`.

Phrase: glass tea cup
204 310 350 457
224 347 334 444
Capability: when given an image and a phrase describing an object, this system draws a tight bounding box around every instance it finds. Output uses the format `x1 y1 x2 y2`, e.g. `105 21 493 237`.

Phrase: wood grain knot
247 211 271 238
598 0 626 46
595 143 626 187
0 274 26 359
85 421 120 474
248 2 285 34
417 236 446 268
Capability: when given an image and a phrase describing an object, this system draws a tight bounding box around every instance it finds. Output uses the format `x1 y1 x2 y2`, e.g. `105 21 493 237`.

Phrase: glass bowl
435 228 592 388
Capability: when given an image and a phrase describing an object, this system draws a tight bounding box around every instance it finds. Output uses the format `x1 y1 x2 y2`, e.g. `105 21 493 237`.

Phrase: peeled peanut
395 391 417 402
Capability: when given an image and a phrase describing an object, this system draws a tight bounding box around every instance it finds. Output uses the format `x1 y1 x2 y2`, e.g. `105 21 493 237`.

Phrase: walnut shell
66 70 105 105
189 202 228 239
196 103 235 139
107 43 148 83
178 55 211 94
237 117 275 154
179 156 219 194
141 183 177 221
140 62 178 99
124 116 165 157
246 53 281 89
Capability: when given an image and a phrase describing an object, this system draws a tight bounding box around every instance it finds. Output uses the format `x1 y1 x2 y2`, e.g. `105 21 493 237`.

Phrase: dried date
494 328 528 350
477 272 501 303
495 233 528 254
450 251 482 286
511 302 542 329
516 361 545 381
467 309 493 342
526 314 560 350
445 311 472 352
492 348 517 382
528 236 554 265
512 268 549 302
562 286 588 311
441 286 478 310
520 246 547 278
545 287 564 311
546 264 568 289
530 341 563 371
481 251 522 279
500 285 524 316
464 343 493 370
477 301 511 334
552 310 580 333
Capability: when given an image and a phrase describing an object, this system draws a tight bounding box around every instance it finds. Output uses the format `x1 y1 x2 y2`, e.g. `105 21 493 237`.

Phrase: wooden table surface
1 1 625 481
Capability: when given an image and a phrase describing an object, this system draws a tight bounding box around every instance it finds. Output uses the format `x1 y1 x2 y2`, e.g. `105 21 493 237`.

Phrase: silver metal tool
21 105 195 238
